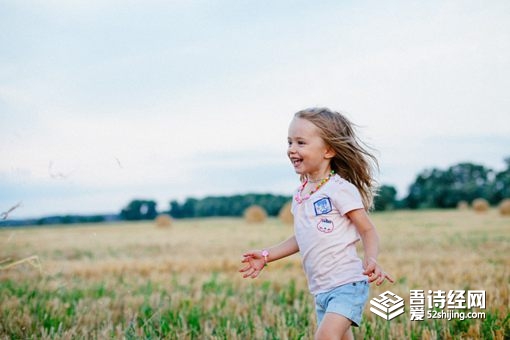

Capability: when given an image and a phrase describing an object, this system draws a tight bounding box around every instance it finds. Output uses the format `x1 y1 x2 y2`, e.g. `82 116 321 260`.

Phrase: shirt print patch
313 197 332 216
317 218 334 233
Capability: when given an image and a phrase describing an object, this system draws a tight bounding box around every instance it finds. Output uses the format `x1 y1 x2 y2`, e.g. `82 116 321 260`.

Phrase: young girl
240 107 393 340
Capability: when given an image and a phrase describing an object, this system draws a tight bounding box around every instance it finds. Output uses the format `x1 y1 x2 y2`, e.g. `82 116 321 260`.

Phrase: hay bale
471 198 489 213
244 205 267 223
278 201 294 225
457 200 469 210
155 214 172 228
499 199 510 216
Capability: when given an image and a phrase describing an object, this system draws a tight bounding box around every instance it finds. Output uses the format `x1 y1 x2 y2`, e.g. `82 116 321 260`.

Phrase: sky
1 0 509 219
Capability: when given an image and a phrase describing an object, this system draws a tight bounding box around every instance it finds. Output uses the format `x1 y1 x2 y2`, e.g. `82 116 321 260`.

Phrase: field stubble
0 210 509 339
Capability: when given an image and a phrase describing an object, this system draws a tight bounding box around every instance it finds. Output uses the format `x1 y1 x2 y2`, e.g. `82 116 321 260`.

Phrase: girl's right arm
239 235 299 279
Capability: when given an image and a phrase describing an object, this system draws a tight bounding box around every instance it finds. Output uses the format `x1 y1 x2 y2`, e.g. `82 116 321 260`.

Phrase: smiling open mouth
291 158 303 167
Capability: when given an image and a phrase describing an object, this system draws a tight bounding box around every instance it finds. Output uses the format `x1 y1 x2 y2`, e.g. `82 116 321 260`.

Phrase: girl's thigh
315 313 353 340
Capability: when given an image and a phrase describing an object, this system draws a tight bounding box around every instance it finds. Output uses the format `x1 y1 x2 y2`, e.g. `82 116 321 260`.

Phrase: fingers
239 263 251 273
384 272 395 284
362 262 376 276
368 270 394 285
248 269 260 279
374 273 385 285
365 263 394 286
367 271 382 285
239 254 264 279
240 265 261 279
367 271 379 283
242 251 261 259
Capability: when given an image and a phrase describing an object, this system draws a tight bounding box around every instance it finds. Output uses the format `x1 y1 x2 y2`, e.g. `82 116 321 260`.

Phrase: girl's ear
324 146 335 159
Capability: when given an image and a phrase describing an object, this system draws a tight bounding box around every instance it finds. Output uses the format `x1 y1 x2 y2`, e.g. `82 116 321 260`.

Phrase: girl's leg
315 312 353 340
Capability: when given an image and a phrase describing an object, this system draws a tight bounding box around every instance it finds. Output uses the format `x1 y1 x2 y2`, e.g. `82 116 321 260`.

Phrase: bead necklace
294 170 335 204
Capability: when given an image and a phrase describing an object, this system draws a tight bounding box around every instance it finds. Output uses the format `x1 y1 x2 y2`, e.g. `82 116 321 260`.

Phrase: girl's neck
306 168 333 183
295 169 335 204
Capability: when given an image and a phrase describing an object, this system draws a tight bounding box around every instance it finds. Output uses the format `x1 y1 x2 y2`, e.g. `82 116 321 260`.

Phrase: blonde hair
295 107 378 210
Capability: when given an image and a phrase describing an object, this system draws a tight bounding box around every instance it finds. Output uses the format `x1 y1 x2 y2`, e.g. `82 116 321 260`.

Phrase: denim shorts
314 280 369 327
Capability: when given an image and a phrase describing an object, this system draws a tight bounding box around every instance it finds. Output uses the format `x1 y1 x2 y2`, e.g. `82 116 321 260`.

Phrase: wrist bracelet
261 249 269 267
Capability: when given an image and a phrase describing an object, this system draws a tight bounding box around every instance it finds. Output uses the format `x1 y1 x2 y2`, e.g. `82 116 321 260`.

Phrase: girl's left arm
347 208 394 286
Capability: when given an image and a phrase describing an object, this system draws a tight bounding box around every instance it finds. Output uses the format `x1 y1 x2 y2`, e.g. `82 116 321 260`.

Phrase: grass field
0 209 509 339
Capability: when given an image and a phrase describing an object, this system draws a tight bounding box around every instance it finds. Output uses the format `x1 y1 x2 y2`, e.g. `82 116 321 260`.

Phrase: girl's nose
288 144 295 154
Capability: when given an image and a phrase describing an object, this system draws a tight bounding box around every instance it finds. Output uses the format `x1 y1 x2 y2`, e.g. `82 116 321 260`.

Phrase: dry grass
0 255 42 273
499 199 510 216
0 209 509 339
154 214 172 228
243 205 267 223
278 201 294 225
457 200 469 210
472 198 490 212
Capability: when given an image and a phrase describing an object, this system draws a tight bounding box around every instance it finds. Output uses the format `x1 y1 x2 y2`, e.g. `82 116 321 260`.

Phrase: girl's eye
287 140 305 146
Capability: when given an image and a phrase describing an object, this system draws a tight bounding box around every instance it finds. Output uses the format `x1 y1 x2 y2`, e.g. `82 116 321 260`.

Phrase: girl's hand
239 251 266 279
363 257 394 286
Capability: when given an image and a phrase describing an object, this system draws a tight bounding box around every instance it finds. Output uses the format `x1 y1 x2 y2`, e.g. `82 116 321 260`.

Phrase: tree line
120 194 291 221
1 158 509 226
119 158 510 220
404 159 510 209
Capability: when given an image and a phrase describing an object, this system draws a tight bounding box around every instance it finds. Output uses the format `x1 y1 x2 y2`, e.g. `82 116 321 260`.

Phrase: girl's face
287 117 334 179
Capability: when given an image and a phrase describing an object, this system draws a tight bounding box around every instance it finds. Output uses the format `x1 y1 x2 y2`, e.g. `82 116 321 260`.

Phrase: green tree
167 194 291 218
491 157 510 203
181 198 198 218
406 168 443 209
405 163 493 209
121 199 158 220
374 185 397 211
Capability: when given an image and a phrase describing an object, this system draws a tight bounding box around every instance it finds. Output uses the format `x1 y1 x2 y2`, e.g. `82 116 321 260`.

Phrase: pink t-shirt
291 174 367 295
